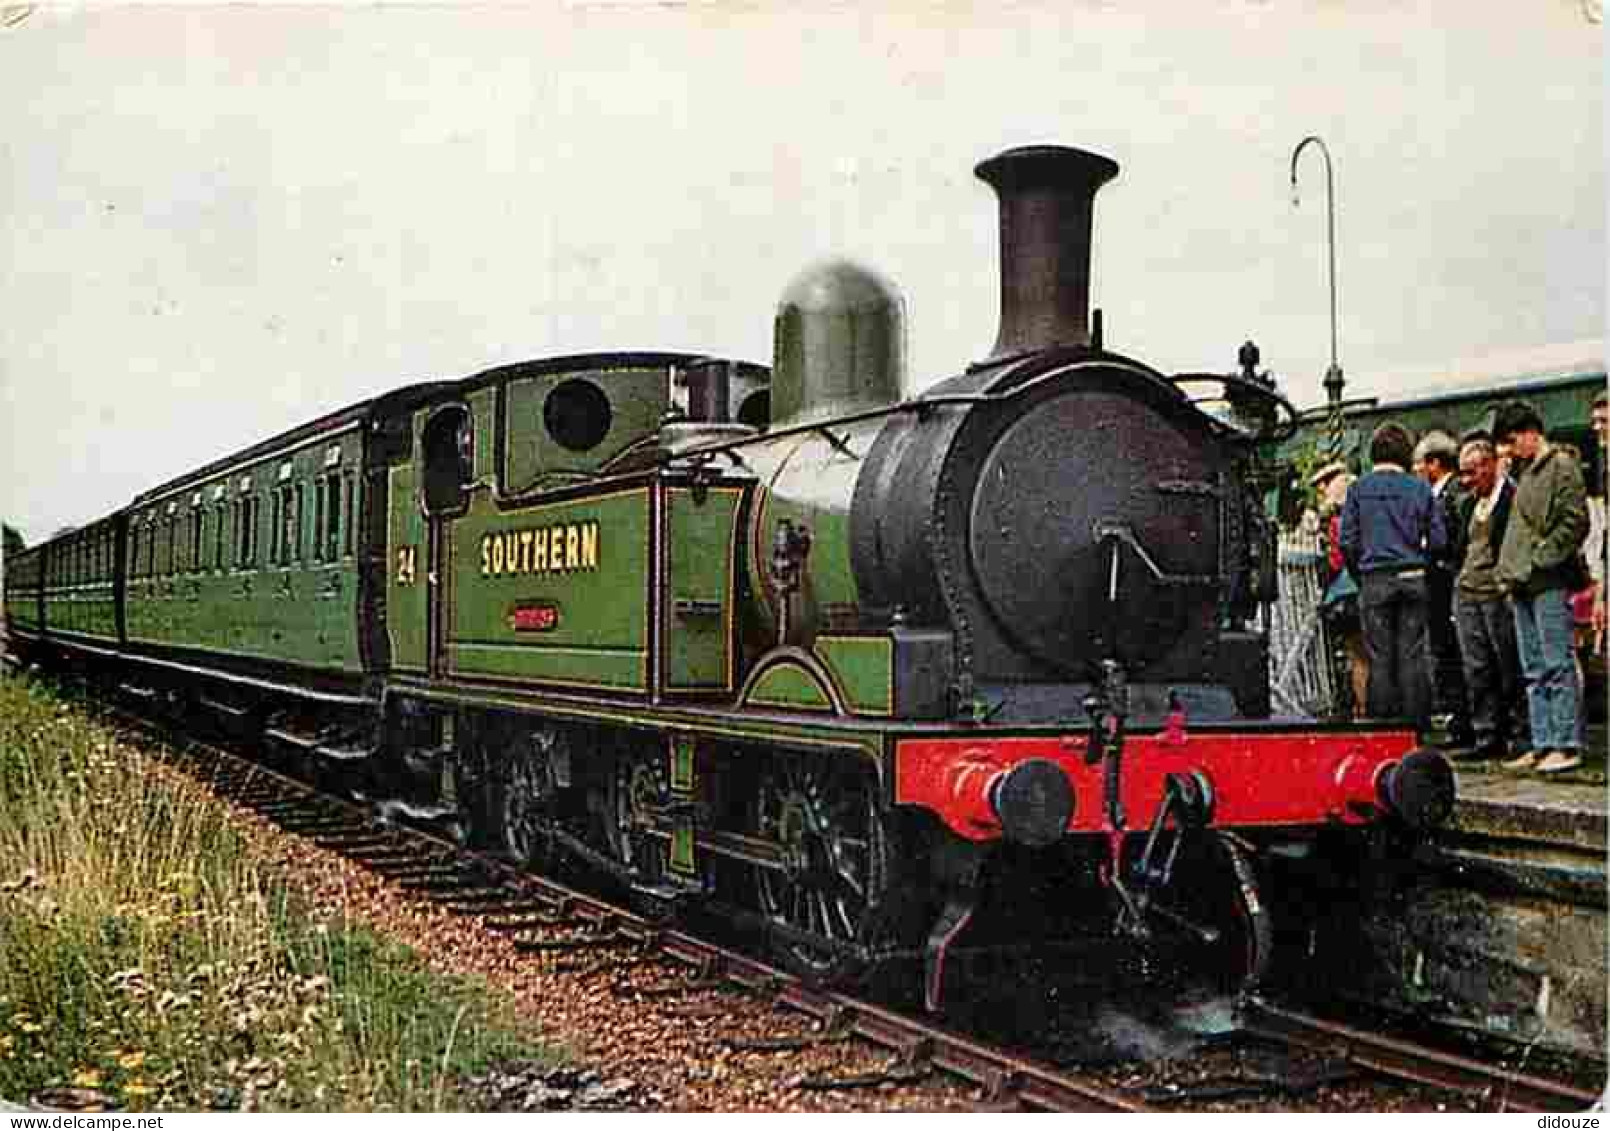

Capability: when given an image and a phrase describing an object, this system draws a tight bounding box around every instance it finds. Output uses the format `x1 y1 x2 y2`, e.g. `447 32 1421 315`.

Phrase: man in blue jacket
1341 422 1447 728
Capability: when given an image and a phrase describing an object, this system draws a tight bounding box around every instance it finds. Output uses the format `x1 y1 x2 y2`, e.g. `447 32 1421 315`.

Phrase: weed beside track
0 676 558 1111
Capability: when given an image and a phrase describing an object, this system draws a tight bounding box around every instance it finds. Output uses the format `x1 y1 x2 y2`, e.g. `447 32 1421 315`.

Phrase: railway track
47 681 1604 1113
111 696 1150 1112
1236 998 1601 1113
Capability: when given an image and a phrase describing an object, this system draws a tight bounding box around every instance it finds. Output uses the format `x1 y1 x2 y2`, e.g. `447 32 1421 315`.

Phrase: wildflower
117 1050 147 1070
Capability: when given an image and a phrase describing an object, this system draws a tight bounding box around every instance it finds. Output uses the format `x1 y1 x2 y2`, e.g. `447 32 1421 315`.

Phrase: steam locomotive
4 145 1454 1008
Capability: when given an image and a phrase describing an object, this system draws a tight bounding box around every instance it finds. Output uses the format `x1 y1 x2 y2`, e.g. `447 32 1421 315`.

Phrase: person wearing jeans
1493 401 1590 775
1340 422 1446 728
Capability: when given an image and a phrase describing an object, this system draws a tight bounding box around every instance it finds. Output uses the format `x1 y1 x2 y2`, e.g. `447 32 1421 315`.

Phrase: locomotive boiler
4 143 1456 1011
737 146 1272 724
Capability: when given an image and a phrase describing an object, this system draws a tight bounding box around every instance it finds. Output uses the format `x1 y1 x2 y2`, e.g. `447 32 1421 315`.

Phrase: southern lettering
479 521 599 577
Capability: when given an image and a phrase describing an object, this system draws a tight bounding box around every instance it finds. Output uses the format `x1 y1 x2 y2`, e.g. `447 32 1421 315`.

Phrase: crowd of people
1313 392 1607 776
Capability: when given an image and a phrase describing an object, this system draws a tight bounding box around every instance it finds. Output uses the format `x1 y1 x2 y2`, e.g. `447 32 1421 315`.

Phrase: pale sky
2 1 1604 542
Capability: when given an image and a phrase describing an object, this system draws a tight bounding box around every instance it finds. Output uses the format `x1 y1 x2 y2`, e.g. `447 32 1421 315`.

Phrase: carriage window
272 484 299 565
249 496 260 565
323 472 342 560
237 495 260 567
313 476 328 562
215 504 227 570
343 472 356 557
189 510 203 573
270 491 283 565
248 495 260 566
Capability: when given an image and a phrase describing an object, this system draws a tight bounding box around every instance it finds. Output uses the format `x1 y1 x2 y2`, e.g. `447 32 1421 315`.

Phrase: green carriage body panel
125 427 365 673
447 485 653 692
1275 368 1607 484
4 547 43 632
39 521 119 644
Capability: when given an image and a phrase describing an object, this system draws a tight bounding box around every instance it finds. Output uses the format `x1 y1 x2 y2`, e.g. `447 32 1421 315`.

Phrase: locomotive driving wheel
752 752 901 983
606 749 671 887
497 730 561 871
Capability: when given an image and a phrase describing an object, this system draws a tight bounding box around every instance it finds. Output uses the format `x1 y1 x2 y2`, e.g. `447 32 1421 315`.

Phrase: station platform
1451 769 1606 855
1355 739 1607 1064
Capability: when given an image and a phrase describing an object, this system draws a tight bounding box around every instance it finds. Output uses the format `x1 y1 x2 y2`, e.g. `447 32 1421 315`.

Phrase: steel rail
81 689 1597 1114
98 697 1150 1113
1240 996 1601 1113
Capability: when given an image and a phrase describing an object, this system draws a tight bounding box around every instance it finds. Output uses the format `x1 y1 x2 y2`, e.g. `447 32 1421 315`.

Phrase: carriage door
420 406 472 678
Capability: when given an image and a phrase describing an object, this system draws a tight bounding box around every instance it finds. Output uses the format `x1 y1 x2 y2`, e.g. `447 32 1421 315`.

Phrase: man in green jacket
1493 401 1590 774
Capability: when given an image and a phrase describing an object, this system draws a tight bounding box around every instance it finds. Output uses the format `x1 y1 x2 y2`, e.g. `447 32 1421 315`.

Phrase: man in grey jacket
1493 401 1590 774
1453 435 1521 760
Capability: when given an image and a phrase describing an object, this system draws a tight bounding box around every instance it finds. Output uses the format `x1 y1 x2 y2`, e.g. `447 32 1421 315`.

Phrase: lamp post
1289 136 1344 410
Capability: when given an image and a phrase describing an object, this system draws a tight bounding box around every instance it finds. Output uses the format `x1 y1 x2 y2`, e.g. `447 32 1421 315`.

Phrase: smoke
1078 995 1240 1064
1090 1007 1193 1061
1172 995 1241 1037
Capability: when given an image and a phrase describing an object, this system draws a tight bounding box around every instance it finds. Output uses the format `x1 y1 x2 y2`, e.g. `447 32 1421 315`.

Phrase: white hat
1309 459 1347 488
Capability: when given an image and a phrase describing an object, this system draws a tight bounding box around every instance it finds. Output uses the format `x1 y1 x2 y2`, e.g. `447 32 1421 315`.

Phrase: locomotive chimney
975 145 1120 362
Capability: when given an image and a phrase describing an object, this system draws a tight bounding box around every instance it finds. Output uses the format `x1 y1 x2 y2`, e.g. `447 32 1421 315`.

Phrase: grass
0 675 558 1110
